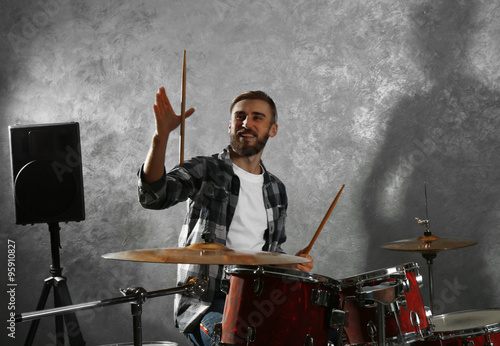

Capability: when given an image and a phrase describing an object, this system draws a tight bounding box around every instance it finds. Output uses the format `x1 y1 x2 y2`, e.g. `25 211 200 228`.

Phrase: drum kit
101 181 493 346
96 226 499 346
15 184 500 346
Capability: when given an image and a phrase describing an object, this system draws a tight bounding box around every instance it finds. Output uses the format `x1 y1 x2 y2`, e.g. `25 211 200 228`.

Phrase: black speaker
9 122 85 225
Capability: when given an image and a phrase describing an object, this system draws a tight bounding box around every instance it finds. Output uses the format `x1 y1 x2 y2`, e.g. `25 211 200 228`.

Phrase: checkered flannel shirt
137 147 288 333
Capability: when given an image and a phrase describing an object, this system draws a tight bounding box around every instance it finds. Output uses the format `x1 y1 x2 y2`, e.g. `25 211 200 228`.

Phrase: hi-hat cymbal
382 234 477 255
102 242 311 265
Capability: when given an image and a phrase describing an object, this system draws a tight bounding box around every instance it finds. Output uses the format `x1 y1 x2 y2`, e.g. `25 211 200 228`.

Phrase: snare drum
339 263 432 345
221 265 341 345
417 309 500 345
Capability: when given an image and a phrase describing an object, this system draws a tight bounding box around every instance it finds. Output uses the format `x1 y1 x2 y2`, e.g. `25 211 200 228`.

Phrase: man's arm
143 86 194 183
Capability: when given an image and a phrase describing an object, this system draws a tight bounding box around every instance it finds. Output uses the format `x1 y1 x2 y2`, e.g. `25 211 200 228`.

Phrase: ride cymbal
382 234 477 255
102 242 311 265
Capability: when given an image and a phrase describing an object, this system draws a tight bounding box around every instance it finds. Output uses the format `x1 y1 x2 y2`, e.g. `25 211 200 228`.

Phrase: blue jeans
186 292 225 346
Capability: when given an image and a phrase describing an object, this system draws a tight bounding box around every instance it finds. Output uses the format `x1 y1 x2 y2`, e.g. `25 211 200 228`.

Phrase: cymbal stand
422 253 436 314
16 278 208 346
416 214 436 313
120 287 147 346
417 182 436 313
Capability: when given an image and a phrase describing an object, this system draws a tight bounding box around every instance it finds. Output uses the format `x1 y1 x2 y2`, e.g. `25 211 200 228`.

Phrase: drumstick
302 184 345 255
179 50 187 165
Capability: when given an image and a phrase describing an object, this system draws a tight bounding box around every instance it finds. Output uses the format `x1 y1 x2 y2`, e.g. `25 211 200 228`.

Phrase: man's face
229 99 278 157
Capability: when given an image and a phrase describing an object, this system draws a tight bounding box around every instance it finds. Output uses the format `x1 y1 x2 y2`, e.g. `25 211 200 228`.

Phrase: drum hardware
312 288 336 307
220 278 230 294
339 263 432 345
213 323 222 344
329 309 347 328
410 311 424 339
15 278 208 346
376 303 387 345
212 323 240 346
394 297 408 311
304 334 314 346
388 301 405 344
252 276 264 296
367 320 377 343
244 326 256 345
340 295 355 326
250 266 265 296
382 184 477 314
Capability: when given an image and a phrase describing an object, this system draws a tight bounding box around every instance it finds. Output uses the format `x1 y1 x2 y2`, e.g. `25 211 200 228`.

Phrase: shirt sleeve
137 164 169 209
137 158 206 210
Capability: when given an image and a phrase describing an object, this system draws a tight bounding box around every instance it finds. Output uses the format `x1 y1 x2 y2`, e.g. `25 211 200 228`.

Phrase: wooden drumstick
302 184 345 255
179 50 187 165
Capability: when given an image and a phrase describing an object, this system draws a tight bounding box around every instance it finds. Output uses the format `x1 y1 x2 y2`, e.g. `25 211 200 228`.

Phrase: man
138 86 313 345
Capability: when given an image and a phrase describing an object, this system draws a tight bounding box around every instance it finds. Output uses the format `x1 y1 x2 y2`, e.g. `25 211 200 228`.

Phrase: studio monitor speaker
9 122 85 225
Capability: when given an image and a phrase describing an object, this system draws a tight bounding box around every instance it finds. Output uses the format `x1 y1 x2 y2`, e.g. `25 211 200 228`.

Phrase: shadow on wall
360 0 500 315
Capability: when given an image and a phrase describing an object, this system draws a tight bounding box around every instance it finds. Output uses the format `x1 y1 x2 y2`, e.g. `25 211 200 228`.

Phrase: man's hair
230 90 278 124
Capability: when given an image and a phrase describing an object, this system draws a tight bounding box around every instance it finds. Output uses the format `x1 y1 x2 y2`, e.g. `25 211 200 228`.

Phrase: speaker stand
25 222 85 346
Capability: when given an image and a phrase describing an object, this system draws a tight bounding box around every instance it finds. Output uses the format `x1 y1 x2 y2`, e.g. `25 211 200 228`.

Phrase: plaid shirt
137 147 288 333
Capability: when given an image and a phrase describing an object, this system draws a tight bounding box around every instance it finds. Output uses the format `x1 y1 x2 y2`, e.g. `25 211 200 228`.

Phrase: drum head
432 309 500 334
339 262 419 288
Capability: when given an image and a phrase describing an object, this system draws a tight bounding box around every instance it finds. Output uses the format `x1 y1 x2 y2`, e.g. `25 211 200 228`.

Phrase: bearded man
138 87 313 346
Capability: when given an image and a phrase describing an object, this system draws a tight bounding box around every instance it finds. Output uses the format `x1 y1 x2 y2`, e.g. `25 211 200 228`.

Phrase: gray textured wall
1 0 499 345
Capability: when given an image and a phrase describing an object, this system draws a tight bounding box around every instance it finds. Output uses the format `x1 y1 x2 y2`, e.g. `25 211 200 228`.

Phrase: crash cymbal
382 234 477 255
102 242 311 265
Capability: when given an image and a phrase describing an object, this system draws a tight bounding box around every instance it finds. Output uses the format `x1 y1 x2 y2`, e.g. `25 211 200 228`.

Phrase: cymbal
102 242 311 265
382 234 477 255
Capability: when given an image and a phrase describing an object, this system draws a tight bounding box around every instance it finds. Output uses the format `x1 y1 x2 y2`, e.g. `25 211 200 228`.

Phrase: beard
230 129 271 157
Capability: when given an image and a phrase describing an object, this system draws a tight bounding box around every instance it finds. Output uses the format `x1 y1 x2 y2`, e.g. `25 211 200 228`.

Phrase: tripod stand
25 222 85 346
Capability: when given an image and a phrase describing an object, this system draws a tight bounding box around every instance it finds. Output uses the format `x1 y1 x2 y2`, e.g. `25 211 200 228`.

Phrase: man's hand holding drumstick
290 249 314 272
143 86 195 183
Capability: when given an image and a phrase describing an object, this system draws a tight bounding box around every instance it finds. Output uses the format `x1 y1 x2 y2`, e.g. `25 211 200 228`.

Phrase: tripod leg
54 278 85 345
25 277 53 346
54 287 65 346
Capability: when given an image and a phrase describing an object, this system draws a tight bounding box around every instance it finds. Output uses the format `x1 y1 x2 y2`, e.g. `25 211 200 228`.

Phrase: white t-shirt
226 163 267 251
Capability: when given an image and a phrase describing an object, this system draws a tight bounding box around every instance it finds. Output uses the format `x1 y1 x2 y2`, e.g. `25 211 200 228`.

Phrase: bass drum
222 265 341 345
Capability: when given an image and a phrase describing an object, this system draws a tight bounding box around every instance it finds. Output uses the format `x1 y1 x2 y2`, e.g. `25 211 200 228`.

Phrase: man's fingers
185 107 195 118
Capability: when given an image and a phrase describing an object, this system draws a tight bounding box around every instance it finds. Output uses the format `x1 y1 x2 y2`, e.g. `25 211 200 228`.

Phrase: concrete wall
1 0 499 345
